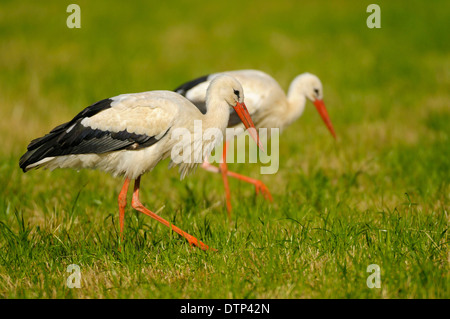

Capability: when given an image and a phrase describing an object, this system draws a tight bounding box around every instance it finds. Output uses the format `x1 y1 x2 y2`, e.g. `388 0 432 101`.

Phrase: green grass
0 0 448 298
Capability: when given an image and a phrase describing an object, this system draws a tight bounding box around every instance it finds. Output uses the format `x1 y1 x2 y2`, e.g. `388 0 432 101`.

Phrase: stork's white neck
203 94 231 133
284 78 307 127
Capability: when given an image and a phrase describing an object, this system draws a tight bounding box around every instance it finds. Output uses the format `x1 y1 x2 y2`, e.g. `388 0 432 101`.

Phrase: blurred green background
1 0 448 152
0 0 448 298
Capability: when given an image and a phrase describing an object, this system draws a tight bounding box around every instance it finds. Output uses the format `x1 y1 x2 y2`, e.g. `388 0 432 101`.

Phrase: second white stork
19 75 260 251
175 69 336 214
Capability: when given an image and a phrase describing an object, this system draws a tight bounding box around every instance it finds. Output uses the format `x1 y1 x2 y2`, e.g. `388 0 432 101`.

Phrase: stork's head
292 73 336 139
208 74 245 107
295 73 323 101
207 74 263 149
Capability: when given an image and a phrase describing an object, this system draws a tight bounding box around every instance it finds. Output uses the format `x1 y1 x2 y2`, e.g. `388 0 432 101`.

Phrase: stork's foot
184 233 217 252
132 176 216 252
202 161 273 204
132 200 216 252
225 170 273 202
254 180 273 201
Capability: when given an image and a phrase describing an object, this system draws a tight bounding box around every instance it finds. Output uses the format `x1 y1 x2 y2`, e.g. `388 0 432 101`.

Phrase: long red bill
313 99 337 139
233 102 264 151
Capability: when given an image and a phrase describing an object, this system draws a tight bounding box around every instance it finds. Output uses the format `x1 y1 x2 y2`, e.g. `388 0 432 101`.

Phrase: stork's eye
233 89 240 99
314 88 319 96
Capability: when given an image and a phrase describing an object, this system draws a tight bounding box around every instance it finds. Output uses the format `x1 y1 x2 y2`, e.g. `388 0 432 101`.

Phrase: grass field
0 0 448 299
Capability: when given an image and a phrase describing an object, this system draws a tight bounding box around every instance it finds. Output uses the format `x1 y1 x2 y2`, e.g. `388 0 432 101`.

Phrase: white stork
19 75 260 251
175 69 336 213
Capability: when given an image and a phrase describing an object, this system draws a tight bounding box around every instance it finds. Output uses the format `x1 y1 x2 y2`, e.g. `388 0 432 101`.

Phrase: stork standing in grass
19 75 261 251
175 70 336 214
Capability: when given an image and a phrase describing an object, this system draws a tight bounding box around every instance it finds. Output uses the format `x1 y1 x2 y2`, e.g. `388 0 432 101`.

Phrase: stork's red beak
313 99 336 139
233 102 264 150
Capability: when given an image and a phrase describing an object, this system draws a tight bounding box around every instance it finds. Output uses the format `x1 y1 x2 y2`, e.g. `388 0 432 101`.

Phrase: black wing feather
27 98 113 151
175 74 244 125
19 98 167 172
174 74 211 115
174 74 209 96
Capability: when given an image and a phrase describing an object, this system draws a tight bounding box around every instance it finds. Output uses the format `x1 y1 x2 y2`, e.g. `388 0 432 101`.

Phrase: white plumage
20 74 260 250
177 69 335 137
175 69 336 213
21 77 258 179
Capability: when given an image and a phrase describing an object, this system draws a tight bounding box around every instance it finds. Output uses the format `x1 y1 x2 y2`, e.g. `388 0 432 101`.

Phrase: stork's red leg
224 170 272 201
131 176 215 251
118 178 130 241
220 142 232 218
202 143 273 204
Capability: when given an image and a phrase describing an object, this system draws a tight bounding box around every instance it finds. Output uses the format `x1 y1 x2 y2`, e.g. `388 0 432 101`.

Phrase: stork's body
20 75 259 250
175 70 336 213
